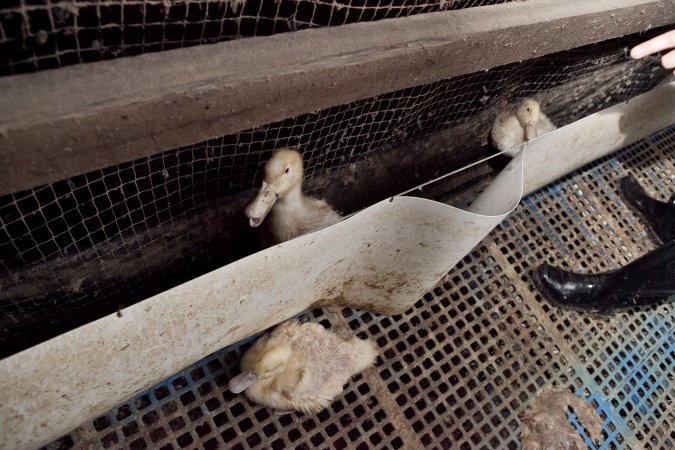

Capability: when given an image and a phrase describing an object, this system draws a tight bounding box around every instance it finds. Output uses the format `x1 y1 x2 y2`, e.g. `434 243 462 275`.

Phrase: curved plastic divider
1 81 673 450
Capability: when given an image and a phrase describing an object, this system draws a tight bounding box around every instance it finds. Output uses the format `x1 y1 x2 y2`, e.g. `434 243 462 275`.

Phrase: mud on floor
44 126 675 450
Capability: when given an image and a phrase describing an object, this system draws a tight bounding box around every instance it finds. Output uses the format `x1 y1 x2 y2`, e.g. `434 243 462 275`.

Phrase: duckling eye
526 108 530 112
284 167 290 174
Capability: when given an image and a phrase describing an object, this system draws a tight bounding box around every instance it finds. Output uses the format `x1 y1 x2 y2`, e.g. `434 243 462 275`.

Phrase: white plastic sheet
1 81 674 450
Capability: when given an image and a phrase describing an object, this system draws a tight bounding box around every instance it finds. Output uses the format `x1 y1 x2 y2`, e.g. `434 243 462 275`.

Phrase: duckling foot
272 409 296 416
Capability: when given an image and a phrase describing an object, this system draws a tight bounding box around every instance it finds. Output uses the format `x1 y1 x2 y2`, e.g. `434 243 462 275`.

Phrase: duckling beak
525 121 537 140
229 369 258 393
245 181 278 228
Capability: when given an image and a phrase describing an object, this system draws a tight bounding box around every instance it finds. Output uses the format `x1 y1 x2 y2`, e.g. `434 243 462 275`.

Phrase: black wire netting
0 0 515 75
0 30 671 357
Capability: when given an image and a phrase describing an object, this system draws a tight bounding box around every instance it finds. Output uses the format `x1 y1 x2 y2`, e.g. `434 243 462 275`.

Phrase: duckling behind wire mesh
228 320 377 414
245 148 340 244
490 98 556 157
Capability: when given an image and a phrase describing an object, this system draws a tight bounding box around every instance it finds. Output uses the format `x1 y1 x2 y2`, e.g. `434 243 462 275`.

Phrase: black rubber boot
619 176 675 244
533 241 675 313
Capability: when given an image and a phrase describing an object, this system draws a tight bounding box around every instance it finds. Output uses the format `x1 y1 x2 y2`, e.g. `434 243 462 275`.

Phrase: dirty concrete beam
1 0 673 196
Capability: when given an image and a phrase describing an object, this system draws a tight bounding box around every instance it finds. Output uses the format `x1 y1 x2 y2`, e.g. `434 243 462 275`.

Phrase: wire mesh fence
0 29 671 357
0 0 515 75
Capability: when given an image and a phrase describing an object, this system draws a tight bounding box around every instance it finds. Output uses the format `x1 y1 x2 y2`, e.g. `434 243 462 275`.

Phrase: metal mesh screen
42 125 675 450
0 30 671 358
0 0 515 75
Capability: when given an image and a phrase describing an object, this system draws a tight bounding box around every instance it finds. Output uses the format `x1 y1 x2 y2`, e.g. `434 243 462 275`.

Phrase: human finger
662 48 675 69
630 29 675 59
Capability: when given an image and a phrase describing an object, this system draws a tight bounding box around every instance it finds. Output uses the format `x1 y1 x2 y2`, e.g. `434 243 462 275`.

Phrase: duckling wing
287 367 345 414
537 112 556 135
490 113 524 156
301 197 341 231
347 337 378 374
284 328 360 409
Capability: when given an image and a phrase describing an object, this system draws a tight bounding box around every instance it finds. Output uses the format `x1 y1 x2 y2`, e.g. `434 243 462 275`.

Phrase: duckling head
516 99 541 140
245 149 304 228
228 344 293 393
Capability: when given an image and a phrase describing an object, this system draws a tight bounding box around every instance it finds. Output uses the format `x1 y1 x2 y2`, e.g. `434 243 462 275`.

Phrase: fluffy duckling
228 320 377 414
490 99 556 157
245 148 340 244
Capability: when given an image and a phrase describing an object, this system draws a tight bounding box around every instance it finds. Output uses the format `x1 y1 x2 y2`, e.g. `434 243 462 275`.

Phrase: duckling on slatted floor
228 320 377 414
490 98 556 157
245 149 340 244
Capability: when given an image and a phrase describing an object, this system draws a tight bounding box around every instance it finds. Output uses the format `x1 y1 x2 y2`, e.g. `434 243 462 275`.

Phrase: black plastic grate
0 30 670 358
43 125 675 450
0 0 515 76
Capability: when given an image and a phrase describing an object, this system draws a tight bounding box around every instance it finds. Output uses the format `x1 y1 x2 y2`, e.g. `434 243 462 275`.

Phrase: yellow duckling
228 320 377 414
490 99 556 157
245 148 340 244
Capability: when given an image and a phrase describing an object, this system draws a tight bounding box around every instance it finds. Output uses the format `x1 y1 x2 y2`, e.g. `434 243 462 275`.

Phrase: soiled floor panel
43 126 674 450
488 128 675 449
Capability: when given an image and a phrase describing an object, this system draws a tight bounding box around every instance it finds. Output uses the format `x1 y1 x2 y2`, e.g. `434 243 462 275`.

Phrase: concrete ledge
1 0 673 195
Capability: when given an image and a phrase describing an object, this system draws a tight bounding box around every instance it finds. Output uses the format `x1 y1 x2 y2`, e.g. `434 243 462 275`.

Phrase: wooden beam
0 0 673 195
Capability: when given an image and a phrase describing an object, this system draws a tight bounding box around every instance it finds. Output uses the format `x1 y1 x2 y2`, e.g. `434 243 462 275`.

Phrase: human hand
630 29 675 74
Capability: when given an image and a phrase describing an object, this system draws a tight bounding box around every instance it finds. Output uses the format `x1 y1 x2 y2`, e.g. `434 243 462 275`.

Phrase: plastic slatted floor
44 126 675 450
